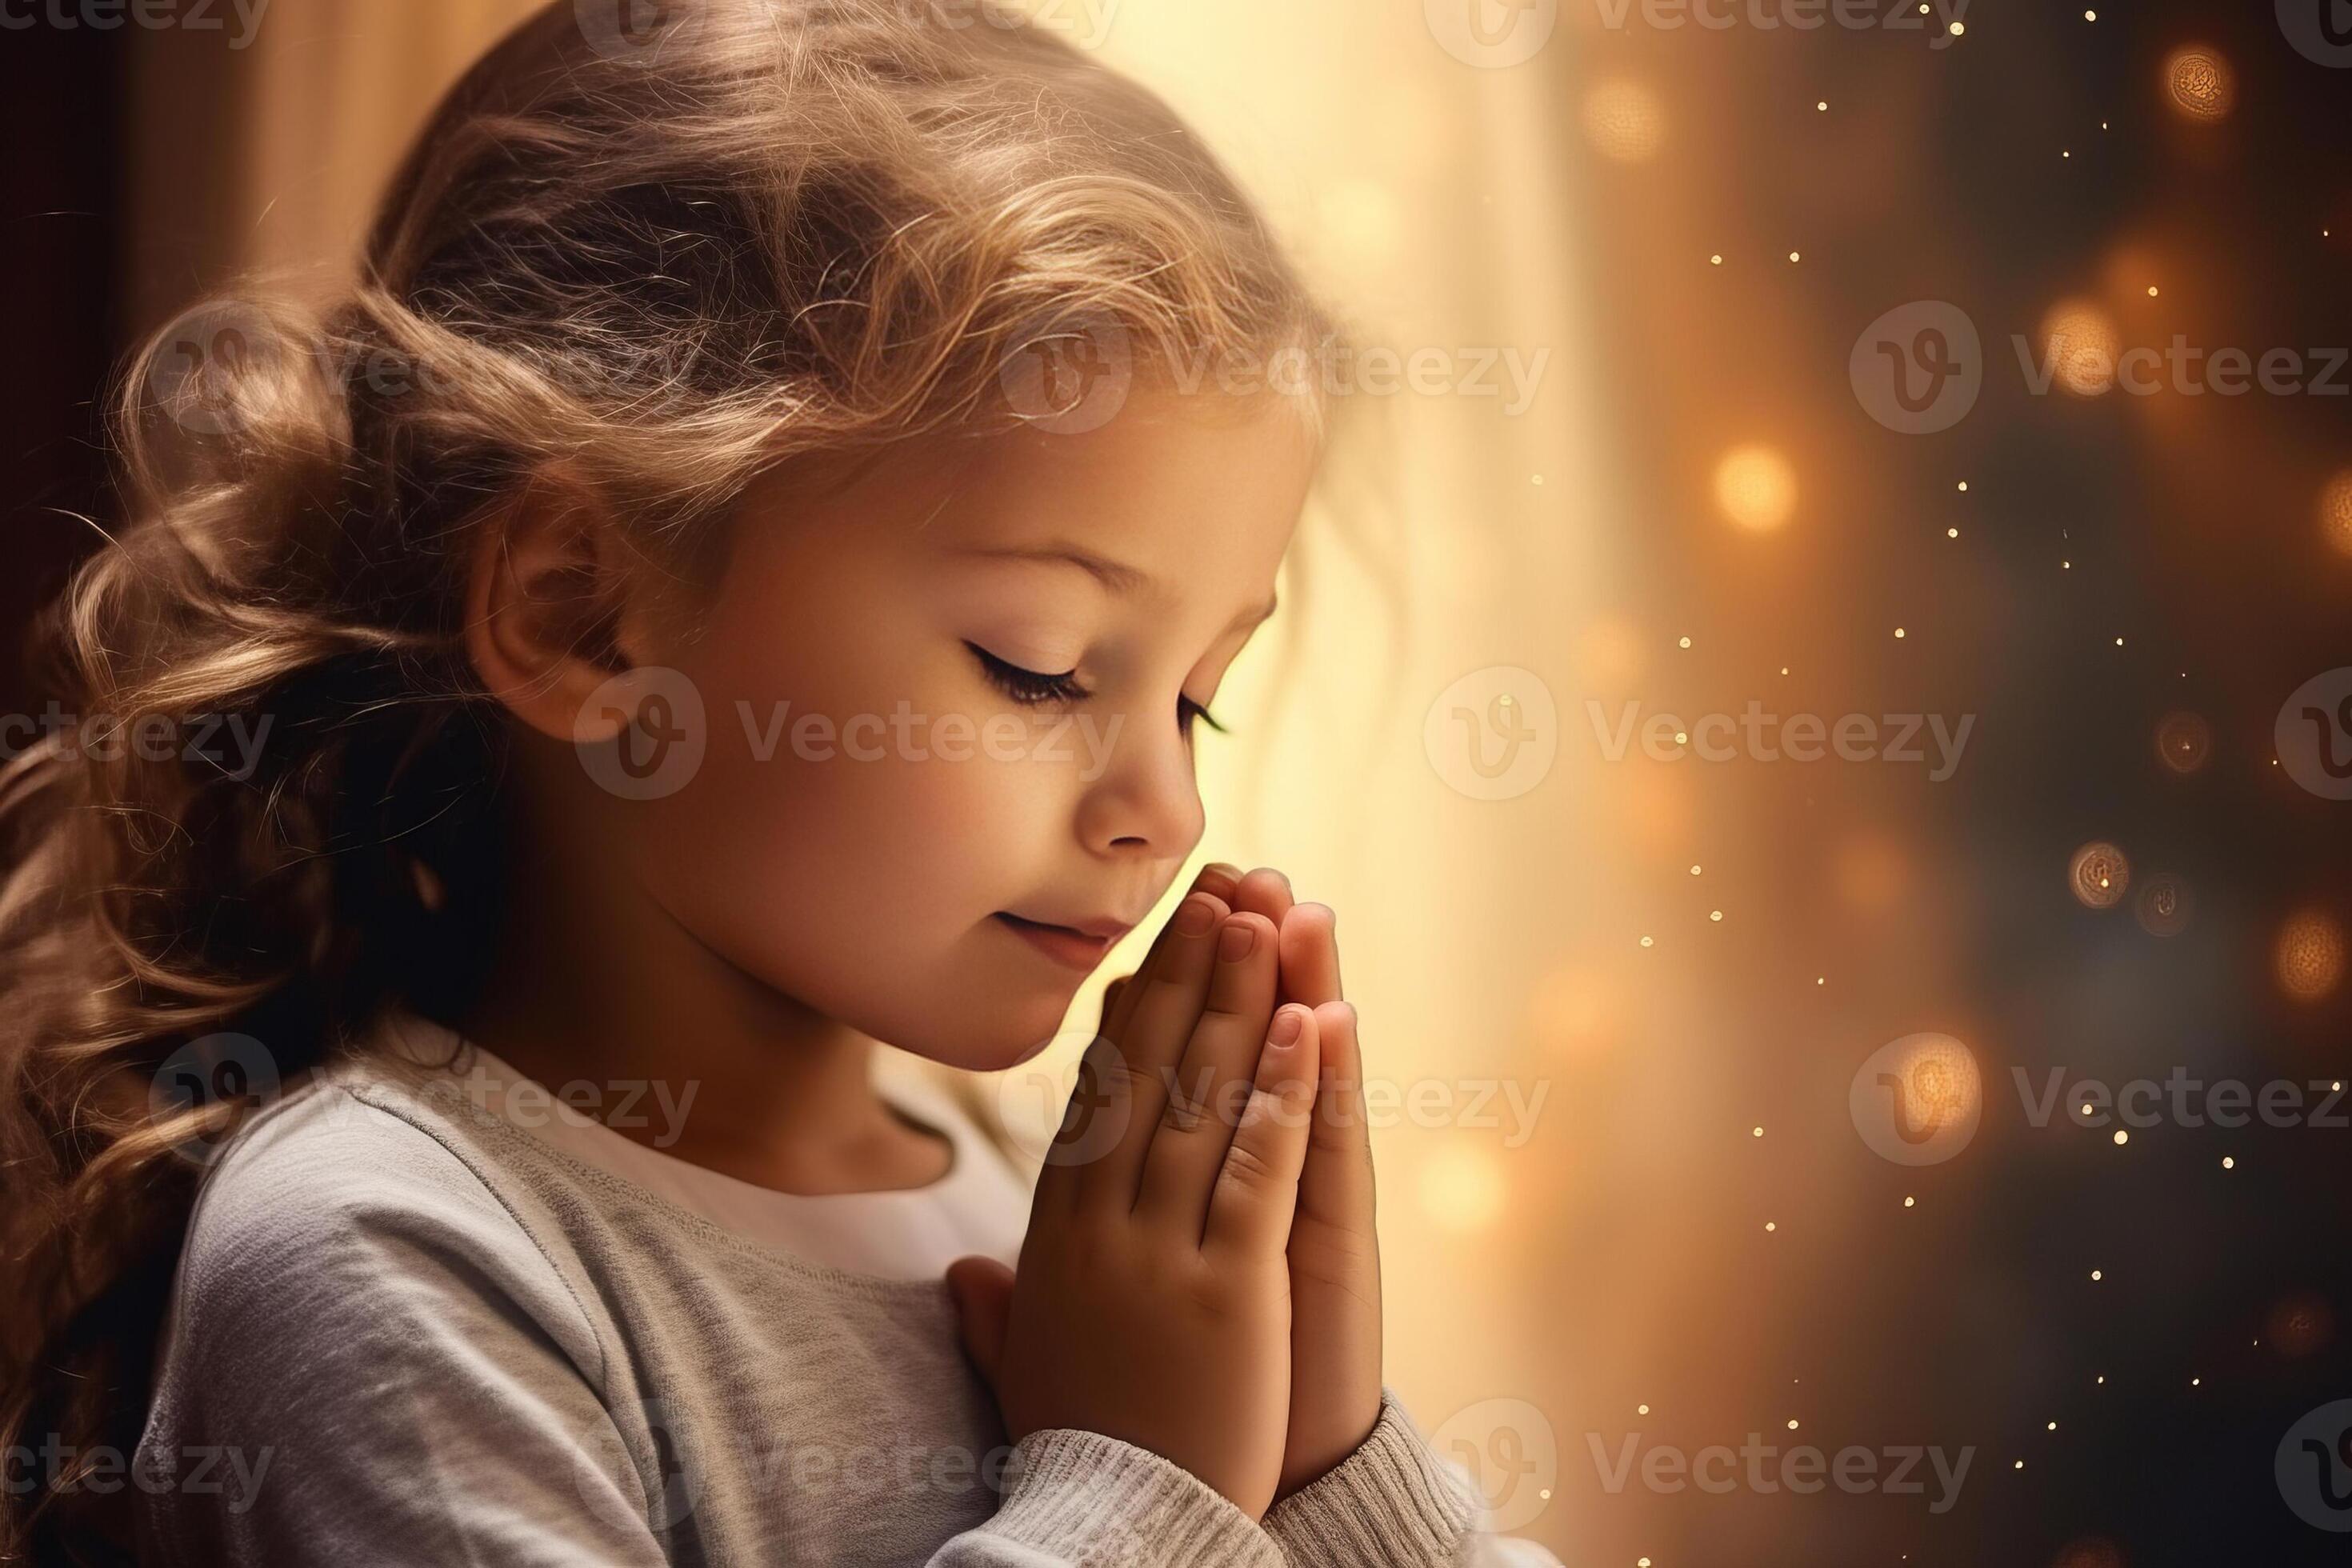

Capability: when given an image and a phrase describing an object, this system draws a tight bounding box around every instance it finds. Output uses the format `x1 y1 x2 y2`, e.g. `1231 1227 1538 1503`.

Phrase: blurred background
6 1 2350 1562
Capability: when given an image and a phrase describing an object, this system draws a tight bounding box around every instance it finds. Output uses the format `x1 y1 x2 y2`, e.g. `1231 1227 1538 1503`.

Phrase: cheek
625 702 1090 1065
614 545 1096 1062
644 696 1036 923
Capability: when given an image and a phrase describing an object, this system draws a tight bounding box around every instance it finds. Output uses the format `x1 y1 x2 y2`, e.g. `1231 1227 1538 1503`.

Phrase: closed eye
966 642 1089 706
1181 695 1228 736
966 640 1230 735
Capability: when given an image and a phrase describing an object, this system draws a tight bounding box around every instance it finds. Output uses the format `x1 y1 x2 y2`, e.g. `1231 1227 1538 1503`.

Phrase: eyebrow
958 542 1278 632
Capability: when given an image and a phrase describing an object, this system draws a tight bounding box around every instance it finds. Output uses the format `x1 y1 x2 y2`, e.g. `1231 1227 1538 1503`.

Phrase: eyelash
965 642 1228 735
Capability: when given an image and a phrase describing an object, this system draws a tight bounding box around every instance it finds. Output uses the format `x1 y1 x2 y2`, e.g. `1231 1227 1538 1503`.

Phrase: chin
860 977 1086 1076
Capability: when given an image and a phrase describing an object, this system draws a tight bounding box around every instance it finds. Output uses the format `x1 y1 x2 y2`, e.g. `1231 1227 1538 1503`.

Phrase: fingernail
1202 862 1242 883
1175 895 1217 937
1269 1006 1304 1046
1218 919 1257 962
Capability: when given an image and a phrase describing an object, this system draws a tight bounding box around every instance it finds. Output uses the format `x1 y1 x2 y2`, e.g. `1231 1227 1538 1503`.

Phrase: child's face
632 391 1320 1069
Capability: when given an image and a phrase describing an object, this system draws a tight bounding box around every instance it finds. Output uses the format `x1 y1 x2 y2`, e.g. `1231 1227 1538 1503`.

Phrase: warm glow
1314 178 1406 269
1526 966 1614 1056
1714 444 1798 533
1885 1035 1982 1132
2040 299 2122 396
1417 1144 1509 1234
2276 910 2347 1002
2068 842 2130 909
1581 80 1667 163
2320 469 2352 557
2163 46 2234 122
1574 616 1648 688
1834 830 1909 912
1618 763 1696 851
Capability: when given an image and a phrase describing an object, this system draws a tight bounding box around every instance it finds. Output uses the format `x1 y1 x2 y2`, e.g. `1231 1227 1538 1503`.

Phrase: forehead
907 391 1323 600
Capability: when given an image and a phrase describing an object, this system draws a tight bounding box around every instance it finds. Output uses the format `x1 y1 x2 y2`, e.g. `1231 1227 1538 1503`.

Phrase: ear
462 470 651 746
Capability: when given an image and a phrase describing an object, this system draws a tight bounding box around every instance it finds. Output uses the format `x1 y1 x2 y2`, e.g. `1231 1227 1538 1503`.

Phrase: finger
945 1255 1016 1398
1106 862 1238 1041
1038 887 1226 1219
1134 911 1282 1234
1298 999 1375 1233
1078 890 1231 1218
1028 1030 1126 1219
1202 1004 1318 1259
1278 901 1342 1008
1227 866 1294 928
1194 861 1244 906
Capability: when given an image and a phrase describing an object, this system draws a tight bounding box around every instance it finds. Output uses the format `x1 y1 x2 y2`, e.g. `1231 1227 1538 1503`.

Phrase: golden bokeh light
1885 1034 1983 1134
2320 469 2352 558
2134 873 2193 938
2275 910 2347 1002
2040 300 2121 396
2068 842 2130 909
2162 45 2234 122
2154 710 2210 774
1417 1143 1509 1234
1714 443 1797 533
1581 80 1666 163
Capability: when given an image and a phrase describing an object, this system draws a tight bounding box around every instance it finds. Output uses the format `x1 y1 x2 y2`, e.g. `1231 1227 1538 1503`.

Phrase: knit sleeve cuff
975 1426 1285 1568
1261 1386 1481 1567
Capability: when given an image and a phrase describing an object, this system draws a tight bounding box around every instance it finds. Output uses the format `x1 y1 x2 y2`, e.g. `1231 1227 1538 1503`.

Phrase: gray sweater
134 1047 1556 1566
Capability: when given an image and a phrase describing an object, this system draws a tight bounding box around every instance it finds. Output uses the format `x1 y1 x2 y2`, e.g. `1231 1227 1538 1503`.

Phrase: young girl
2 2 1554 1562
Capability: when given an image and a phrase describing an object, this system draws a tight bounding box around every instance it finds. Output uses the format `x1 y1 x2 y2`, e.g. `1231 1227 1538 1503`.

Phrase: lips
992 910 1130 970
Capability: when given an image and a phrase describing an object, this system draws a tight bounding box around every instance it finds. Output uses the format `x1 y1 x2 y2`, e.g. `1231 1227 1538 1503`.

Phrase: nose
1072 706 1203 862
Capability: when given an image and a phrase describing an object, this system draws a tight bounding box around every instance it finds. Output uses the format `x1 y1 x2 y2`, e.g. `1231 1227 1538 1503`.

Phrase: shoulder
182 1066 503 1275
169 1064 605 1386
139 1068 667 1564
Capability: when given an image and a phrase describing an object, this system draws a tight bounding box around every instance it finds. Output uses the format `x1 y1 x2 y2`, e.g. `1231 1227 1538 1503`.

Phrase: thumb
945 1254 1016 1395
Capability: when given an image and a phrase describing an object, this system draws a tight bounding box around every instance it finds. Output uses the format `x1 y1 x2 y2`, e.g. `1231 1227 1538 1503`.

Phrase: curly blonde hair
0 2 1334 1558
